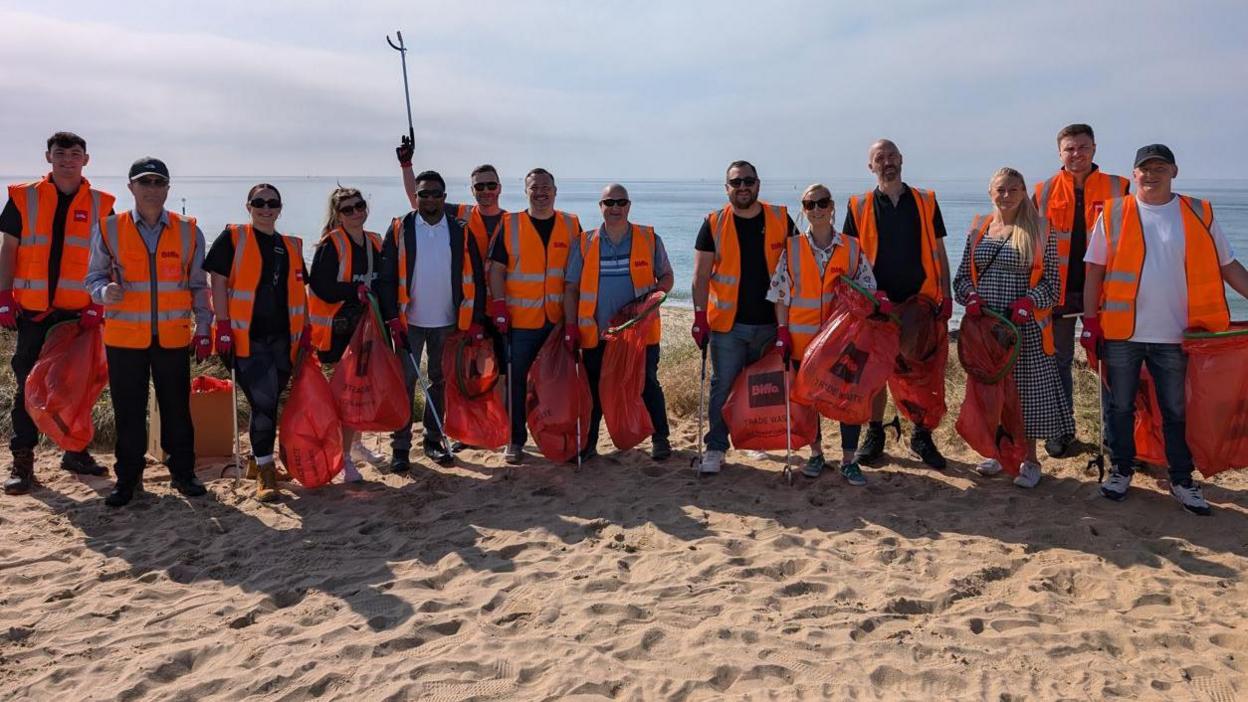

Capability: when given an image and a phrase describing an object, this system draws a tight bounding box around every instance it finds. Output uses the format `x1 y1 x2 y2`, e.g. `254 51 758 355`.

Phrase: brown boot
244 456 258 480
4 449 36 495
254 459 280 503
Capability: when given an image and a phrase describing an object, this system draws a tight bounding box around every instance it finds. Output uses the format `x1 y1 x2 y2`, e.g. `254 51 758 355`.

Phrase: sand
2 315 1247 701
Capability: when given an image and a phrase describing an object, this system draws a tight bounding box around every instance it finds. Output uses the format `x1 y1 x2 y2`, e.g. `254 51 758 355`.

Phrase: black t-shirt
489 214 556 265
1 188 111 301
694 210 796 325
842 185 947 302
203 227 305 341
309 233 379 322
1066 188 1087 297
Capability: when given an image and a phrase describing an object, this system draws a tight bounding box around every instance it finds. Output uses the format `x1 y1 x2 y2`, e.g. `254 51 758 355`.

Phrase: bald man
563 184 675 461
844 139 953 470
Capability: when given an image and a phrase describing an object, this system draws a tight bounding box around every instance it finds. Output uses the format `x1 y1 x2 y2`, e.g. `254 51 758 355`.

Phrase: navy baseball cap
1133 144 1176 168
128 157 170 182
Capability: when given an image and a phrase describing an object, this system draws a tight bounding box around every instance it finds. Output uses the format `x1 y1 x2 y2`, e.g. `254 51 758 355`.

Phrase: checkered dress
953 227 1074 440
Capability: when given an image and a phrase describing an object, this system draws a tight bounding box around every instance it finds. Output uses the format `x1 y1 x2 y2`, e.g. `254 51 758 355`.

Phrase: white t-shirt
1085 194 1235 343
405 213 456 327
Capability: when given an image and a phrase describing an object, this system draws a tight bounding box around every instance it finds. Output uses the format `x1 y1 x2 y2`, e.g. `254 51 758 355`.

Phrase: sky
3 0 1248 181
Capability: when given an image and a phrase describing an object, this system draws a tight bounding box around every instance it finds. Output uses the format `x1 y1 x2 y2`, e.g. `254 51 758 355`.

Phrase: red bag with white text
723 348 817 450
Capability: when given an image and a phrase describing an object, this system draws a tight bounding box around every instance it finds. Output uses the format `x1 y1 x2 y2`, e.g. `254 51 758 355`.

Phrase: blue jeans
705 323 776 451
1104 340 1193 483
506 323 554 447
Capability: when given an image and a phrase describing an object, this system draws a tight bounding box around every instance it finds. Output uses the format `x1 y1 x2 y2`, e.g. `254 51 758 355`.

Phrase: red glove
965 292 984 318
873 291 894 315
1009 297 1035 325
193 334 212 362
775 324 792 358
489 299 510 335
938 297 953 321
1080 316 1104 370
214 320 234 360
356 283 370 303
467 322 486 341
396 135 414 167
562 328 579 355
387 317 409 351
79 303 104 329
0 289 17 330
691 310 709 349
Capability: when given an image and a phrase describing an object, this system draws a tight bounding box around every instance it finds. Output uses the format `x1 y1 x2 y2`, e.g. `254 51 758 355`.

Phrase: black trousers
391 324 453 456
234 335 292 459
9 310 79 453
106 343 195 487
582 342 670 449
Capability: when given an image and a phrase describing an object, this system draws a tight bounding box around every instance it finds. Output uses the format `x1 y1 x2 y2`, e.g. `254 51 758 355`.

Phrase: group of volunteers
2 124 1246 517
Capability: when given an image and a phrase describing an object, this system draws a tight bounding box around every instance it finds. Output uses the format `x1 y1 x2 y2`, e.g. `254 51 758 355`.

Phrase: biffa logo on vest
747 370 785 409
552 241 568 249
73 210 88 222
633 260 649 268
159 251 180 259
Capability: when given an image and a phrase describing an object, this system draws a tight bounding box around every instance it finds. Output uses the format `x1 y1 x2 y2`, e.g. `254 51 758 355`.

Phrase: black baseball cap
1133 144 1176 169
128 157 170 182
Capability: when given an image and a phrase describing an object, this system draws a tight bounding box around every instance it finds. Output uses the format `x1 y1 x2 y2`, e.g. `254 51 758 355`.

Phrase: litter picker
782 352 794 485
1087 358 1107 482
691 342 708 477
385 31 416 144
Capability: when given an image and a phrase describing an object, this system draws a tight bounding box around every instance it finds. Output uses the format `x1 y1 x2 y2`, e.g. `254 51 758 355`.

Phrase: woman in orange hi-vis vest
953 168 1069 488
308 187 385 480
203 184 309 503
768 184 876 485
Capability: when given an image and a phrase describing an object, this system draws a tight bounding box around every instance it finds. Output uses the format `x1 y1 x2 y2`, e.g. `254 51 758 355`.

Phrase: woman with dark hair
203 183 309 502
308 186 385 480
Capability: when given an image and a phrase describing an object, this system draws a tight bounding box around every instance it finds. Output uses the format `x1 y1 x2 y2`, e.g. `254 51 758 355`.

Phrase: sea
10 174 1248 320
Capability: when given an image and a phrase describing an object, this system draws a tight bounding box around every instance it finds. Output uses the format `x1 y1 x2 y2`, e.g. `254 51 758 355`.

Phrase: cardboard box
147 379 236 461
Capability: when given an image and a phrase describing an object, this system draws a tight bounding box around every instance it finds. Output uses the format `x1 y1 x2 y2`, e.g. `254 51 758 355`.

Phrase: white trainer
350 439 387 467
1170 480 1212 516
976 458 1003 476
342 462 363 483
699 450 725 475
1100 469 1133 501
1013 461 1041 489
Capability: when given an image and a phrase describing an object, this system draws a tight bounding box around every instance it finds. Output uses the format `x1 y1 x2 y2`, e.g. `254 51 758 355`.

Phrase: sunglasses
727 177 758 188
600 198 630 208
802 197 833 211
249 197 282 209
416 189 446 199
472 182 500 192
337 201 367 215
133 177 168 187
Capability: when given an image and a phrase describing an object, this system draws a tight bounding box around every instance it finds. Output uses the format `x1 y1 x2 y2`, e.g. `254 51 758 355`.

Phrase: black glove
396 135 414 167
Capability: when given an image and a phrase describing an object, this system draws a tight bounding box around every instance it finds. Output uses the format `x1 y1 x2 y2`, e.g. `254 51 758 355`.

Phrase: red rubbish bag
526 325 591 462
442 332 509 449
330 307 410 431
599 323 654 451
1132 368 1167 466
888 295 948 431
792 281 899 425
24 321 108 452
1183 324 1248 476
954 312 1026 475
280 351 344 488
723 348 817 450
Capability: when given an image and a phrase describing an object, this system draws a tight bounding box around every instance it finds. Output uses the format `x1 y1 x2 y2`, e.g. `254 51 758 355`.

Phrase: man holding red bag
1 132 114 495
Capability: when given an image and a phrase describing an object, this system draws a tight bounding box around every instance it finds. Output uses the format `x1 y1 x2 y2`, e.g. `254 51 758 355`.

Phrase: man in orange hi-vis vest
1083 144 1248 517
84 157 213 508
1 132 114 494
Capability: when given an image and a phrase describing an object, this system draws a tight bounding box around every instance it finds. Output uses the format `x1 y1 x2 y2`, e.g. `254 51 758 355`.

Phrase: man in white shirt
1082 144 1248 515
379 170 472 471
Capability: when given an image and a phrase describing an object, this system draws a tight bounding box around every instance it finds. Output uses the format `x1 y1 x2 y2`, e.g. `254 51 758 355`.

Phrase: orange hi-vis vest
575 224 663 349
847 187 944 304
8 174 115 312
224 224 308 361
99 211 197 349
454 204 504 330
501 210 581 330
1033 168 1129 304
784 233 861 359
706 202 789 332
307 227 382 351
1099 195 1229 341
967 215 1056 355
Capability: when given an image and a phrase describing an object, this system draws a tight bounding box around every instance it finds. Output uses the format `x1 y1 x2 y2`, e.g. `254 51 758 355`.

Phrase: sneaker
1013 461 1042 489
802 454 827 479
342 462 363 483
1170 480 1212 516
744 450 768 461
170 475 207 497
4 449 36 495
699 449 725 475
1100 468 1133 501
504 445 524 465
976 458 1003 476
1044 434 1075 458
840 461 867 486
350 440 387 467
61 450 106 476
854 426 886 466
909 431 947 470
450 441 466 453
389 453 411 474
423 442 454 467
650 437 672 461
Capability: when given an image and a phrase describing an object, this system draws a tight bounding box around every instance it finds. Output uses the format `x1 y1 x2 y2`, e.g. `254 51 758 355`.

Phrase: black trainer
171 475 207 497
61 450 107 476
390 453 411 474
423 443 454 467
1044 433 1075 458
910 430 947 470
650 437 672 461
104 485 136 507
4 449 36 495
854 426 886 466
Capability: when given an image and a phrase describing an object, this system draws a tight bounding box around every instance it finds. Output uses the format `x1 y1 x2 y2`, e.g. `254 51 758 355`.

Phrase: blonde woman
953 167 1071 487
768 184 876 484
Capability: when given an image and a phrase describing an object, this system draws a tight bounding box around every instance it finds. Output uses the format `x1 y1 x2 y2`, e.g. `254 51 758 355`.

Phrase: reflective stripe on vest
503 210 580 329
575 224 662 349
225 224 308 361
848 187 943 304
308 227 380 351
967 214 1055 354
10 176 114 312
786 233 859 358
101 211 195 349
1034 169 1130 305
706 202 789 332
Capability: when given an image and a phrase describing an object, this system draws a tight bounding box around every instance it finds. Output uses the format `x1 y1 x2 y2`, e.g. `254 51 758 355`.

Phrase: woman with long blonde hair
953 167 1071 487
